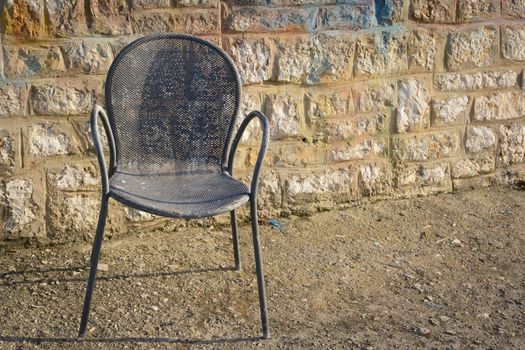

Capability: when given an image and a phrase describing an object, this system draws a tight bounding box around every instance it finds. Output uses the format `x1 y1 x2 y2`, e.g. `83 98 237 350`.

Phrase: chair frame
78 40 270 339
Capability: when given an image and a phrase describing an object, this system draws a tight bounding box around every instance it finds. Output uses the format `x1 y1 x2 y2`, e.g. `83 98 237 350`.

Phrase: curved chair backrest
105 33 242 175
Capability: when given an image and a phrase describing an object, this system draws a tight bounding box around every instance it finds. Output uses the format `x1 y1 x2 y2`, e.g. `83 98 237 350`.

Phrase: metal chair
79 33 270 339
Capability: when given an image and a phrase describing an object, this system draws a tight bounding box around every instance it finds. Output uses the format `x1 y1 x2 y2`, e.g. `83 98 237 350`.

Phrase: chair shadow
0 265 235 286
0 265 260 345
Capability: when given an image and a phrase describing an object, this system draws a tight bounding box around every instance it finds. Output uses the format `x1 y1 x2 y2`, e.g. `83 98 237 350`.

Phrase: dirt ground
0 186 524 350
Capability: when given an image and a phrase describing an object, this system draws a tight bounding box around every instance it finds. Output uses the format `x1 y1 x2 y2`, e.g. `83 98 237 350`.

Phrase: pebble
451 239 463 247
438 315 450 322
97 263 109 272
415 327 431 337
151 305 159 311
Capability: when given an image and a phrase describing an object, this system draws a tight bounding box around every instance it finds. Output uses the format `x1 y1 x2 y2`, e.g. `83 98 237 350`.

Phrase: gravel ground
0 186 524 350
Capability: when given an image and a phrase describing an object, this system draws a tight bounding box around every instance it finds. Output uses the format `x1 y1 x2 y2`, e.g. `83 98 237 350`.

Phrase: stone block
393 130 460 161
131 0 170 9
397 79 430 133
410 0 455 23
0 130 16 177
3 45 65 78
409 28 435 72
353 82 396 113
131 9 218 35
47 193 99 240
30 80 101 116
175 0 218 6
74 118 109 152
358 162 392 196
319 4 377 31
502 26 525 61
451 154 495 179
61 41 113 74
267 143 327 168
0 84 27 117
48 164 99 191
434 70 519 91
45 0 88 36
263 91 304 140
457 0 497 21
355 31 408 78
24 122 76 157
376 0 405 24
0 175 45 239
397 161 451 189
502 0 525 18
225 37 271 84
465 126 497 153
124 208 156 222
445 26 498 71
286 167 354 204
2 0 45 39
304 88 354 122
274 33 354 85
473 92 525 121
323 112 388 142
330 138 386 161
498 123 525 166
87 0 132 35
237 90 263 143
431 95 468 126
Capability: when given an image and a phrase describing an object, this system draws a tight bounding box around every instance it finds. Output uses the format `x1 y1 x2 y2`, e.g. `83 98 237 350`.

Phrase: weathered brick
225 37 271 84
355 31 408 78
2 0 45 38
304 89 354 122
61 41 113 74
411 0 455 23
451 154 495 179
465 126 497 153
431 96 468 126
3 45 65 78
393 130 460 161
0 130 16 177
0 84 27 117
446 26 498 71
473 92 525 121
397 80 430 133
409 28 435 72
330 138 386 161
323 112 388 142
25 123 74 157
502 26 525 61
353 82 396 113
434 70 519 91
45 0 88 36
131 9 218 35
30 80 101 116
275 33 354 85
87 0 132 36
502 0 525 18
457 0 497 21
498 123 525 166
263 91 304 140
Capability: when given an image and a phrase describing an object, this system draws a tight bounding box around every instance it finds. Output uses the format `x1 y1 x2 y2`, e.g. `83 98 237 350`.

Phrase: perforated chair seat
109 171 250 219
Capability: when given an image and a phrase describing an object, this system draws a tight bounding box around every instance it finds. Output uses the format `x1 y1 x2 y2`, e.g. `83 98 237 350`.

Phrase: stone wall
1 0 524 243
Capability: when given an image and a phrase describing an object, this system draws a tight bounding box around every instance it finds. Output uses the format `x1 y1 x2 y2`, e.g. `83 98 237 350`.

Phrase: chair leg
78 196 109 337
249 198 269 339
230 210 241 271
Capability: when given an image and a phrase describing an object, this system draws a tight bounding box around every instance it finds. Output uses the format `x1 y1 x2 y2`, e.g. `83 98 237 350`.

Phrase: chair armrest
91 104 116 194
227 110 270 196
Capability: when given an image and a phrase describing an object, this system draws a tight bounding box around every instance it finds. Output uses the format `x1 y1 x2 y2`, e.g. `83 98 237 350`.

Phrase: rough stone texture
2 0 45 38
264 92 303 140
465 126 497 153
45 0 88 36
498 123 525 166
286 168 353 204
397 161 451 189
409 28 435 72
320 4 377 31
376 0 404 24
358 162 392 195
473 92 525 121
355 31 408 78
411 0 455 23
502 26 525 61
61 42 113 74
51 164 99 191
457 0 498 21
353 82 396 113
30 81 100 116
304 89 354 122
132 9 218 35
446 26 498 71
88 0 132 36
275 33 354 84
124 208 156 222
26 123 72 157
393 131 460 161
0 130 16 176
330 138 386 161
131 0 170 9
431 96 468 125
452 154 495 179
434 70 519 91
3 45 65 78
323 112 387 142
226 38 271 84
47 194 99 240
0 84 27 117
502 0 525 18
397 80 430 133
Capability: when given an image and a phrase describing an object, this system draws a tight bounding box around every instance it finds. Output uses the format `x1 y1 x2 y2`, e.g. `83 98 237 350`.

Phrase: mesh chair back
105 34 241 175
